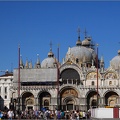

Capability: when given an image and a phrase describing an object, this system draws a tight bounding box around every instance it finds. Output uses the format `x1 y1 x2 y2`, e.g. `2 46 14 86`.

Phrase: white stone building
1 30 120 112
0 71 13 110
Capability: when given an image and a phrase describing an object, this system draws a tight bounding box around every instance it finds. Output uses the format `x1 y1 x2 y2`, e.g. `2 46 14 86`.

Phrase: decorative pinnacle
84 28 87 39
77 27 80 40
49 41 52 51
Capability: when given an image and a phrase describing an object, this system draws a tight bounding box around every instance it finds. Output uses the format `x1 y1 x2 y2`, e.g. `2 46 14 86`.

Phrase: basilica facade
0 31 120 112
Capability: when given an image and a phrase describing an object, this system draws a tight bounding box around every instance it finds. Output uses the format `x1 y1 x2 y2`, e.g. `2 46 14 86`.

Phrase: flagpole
18 44 20 119
96 44 99 108
57 44 60 110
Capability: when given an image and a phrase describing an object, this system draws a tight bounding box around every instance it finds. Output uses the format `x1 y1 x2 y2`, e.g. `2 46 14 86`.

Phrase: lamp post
96 44 99 108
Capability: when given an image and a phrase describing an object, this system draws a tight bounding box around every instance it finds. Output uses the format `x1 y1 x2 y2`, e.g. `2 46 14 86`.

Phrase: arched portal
38 91 51 111
64 97 75 110
60 88 78 111
86 91 99 110
91 99 97 108
22 92 34 111
104 91 118 107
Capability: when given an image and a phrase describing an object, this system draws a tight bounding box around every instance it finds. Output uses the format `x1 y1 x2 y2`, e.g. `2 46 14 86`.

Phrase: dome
41 49 57 68
110 50 120 69
66 46 93 63
48 48 54 57
41 57 56 68
76 39 81 46
82 39 90 46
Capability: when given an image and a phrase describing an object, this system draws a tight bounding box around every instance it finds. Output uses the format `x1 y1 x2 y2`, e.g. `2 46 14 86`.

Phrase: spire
84 28 87 39
25 58 29 69
50 41 52 52
62 58 65 64
78 27 80 40
76 27 81 46
100 56 104 73
100 56 104 63
35 54 41 68
29 60 33 68
36 54 40 65
48 41 54 57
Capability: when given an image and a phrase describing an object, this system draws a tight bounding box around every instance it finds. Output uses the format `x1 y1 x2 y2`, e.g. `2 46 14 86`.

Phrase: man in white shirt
7 109 14 120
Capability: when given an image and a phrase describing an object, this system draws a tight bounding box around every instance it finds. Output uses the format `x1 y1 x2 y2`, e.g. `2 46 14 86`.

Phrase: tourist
7 109 14 120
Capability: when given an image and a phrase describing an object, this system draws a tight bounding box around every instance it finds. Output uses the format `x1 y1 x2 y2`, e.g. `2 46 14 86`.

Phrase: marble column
34 96 38 110
100 97 105 107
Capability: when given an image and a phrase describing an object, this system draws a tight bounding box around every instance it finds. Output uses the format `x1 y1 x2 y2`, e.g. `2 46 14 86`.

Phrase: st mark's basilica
0 29 120 112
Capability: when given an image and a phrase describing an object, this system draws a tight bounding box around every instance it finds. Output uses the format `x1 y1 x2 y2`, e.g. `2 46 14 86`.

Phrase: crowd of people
0 108 91 120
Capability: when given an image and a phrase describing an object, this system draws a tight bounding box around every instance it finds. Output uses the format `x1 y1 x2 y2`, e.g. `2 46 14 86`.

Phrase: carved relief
26 98 34 105
105 72 117 79
62 88 78 98
87 72 100 80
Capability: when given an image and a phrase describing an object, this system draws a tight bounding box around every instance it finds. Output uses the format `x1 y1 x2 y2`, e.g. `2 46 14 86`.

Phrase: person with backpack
60 110 65 119
0 110 3 120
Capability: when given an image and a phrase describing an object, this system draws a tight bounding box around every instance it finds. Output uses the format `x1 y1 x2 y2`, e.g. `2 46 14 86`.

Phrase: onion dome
76 27 81 46
76 36 81 46
110 50 120 69
41 49 57 68
82 39 91 46
48 48 54 57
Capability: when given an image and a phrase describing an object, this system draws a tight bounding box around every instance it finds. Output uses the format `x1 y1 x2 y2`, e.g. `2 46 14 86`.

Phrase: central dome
66 46 93 63
65 34 97 66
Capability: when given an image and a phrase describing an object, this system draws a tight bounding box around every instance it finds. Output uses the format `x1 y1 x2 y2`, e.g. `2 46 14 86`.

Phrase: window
114 81 116 85
5 95 7 99
44 99 49 106
91 81 95 86
76 58 79 63
109 81 112 85
5 87 7 94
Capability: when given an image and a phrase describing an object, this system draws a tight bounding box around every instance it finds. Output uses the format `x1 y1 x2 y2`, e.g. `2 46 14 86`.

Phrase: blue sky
0 1 120 72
